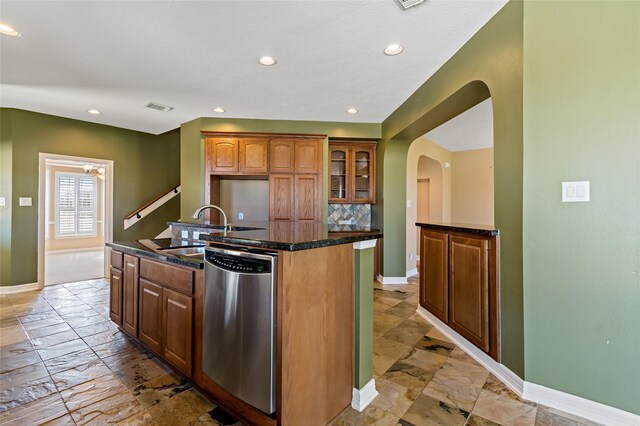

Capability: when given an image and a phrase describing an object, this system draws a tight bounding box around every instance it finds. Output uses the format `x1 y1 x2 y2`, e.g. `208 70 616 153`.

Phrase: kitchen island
107 222 381 426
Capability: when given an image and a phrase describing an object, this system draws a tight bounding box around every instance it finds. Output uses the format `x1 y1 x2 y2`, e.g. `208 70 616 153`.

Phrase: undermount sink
159 246 205 257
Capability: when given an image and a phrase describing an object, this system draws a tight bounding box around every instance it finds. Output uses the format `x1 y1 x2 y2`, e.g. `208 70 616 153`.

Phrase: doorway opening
405 97 494 277
38 154 113 287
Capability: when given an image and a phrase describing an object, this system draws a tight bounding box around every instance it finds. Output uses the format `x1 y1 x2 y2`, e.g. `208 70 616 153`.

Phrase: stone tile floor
0 277 599 425
330 277 600 426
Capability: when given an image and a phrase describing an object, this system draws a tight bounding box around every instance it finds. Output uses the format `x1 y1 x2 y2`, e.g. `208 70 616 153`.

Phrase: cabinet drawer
111 250 123 269
140 258 194 295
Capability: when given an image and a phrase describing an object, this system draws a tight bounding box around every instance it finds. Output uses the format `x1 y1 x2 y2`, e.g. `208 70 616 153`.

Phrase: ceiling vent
144 101 173 112
397 0 424 9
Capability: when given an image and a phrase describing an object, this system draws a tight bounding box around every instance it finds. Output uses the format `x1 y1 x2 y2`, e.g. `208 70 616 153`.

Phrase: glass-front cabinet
329 142 376 204
330 147 349 202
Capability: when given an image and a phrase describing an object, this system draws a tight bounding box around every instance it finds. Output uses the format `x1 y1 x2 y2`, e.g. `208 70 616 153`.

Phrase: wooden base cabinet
162 287 193 376
109 252 196 379
419 230 448 323
418 227 500 360
122 254 139 337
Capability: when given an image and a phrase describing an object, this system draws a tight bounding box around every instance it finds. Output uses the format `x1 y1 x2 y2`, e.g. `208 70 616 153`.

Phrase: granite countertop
180 221 382 251
415 222 499 237
107 222 382 265
106 238 206 269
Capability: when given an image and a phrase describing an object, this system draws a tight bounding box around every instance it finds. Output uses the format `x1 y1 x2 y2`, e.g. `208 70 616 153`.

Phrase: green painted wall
523 1 640 414
353 246 375 389
375 1 524 376
179 117 380 220
0 112 13 286
0 109 181 287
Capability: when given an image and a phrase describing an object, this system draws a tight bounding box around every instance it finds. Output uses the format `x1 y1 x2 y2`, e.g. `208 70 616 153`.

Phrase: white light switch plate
562 181 590 202
0 197 5 207
19 197 32 206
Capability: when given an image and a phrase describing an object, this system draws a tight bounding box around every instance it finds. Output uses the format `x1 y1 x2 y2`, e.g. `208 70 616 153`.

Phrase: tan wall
219 180 270 223
46 164 105 251
451 148 494 226
406 137 452 273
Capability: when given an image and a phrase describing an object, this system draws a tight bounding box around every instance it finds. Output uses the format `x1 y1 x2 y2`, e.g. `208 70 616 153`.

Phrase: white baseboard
416 306 640 425
523 382 640 426
46 246 104 254
352 379 378 412
406 268 418 277
416 306 524 395
375 274 408 285
0 282 39 294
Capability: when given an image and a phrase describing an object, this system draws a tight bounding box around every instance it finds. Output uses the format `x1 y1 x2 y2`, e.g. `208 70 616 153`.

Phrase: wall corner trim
353 239 377 250
0 282 39 294
522 382 640 426
352 379 378 412
416 307 640 425
376 275 409 285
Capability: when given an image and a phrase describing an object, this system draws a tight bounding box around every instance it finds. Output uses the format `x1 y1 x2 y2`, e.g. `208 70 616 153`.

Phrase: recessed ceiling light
213 107 225 113
259 56 277 66
87 109 101 115
384 44 404 56
0 23 21 37
346 108 358 114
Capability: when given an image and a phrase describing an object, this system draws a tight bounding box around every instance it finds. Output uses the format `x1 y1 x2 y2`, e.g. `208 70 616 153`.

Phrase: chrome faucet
192 205 229 230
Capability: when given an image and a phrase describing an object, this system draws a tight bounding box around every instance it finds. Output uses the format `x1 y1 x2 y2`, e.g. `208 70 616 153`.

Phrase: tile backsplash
328 204 371 230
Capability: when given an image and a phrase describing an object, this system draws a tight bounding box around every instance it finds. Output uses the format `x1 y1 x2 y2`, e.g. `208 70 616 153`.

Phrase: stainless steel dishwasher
203 245 277 414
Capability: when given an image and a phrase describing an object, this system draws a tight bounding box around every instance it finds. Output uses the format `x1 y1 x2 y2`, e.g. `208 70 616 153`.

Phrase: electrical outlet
238 212 244 220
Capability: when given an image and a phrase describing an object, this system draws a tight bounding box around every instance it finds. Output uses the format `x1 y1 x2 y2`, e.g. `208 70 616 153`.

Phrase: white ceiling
425 98 493 152
0 1 507 135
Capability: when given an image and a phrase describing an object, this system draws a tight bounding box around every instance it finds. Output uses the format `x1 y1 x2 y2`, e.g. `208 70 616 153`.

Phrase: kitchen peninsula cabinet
416 223 500 360
109 250 196 377
329 142 376 203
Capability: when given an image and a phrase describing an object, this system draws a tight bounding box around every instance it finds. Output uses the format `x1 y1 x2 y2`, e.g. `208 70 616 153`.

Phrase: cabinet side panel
280 245 353 426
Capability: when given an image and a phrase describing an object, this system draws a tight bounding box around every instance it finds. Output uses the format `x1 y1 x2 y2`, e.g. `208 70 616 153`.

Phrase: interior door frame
38 153 114 289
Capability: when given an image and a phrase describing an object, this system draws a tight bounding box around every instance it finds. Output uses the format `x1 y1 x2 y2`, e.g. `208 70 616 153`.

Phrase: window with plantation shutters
55 172 97 237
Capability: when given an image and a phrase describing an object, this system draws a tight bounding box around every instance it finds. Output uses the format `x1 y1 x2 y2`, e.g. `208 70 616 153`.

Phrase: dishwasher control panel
206 253 271 274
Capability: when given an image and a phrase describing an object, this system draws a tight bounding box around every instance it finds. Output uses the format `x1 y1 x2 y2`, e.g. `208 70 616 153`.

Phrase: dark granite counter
415 222 499 237
106 238 205 269
193 221 382 251
107 222 382 266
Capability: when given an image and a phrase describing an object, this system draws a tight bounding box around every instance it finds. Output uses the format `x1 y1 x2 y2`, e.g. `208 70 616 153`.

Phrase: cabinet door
419 230 449 322
109 267 123 326
270 139 295 173
139 279 163 354
329 146 349 203
239 139 268 175
269 174 294 221
207 138 239 173
163 288 193 376
351 145 375 203
294 139 322 174
448 234 490 352
122 254 139 337
295 174 321 221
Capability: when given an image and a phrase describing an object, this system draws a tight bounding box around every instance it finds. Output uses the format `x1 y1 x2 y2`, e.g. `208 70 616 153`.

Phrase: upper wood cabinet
294 139 322 174
269 174 295 221
269 139 295 173
329 142 376 204
294 174 321 221
206 137 268 175
240 139 268 174
269 138 322 174
207 138 239 174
